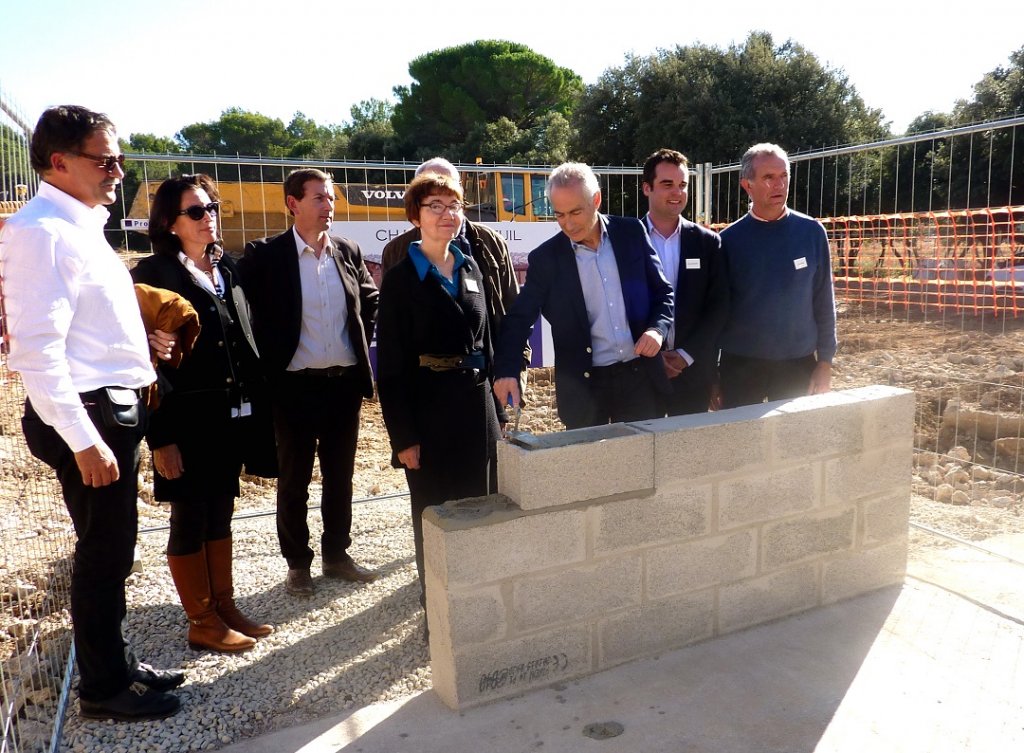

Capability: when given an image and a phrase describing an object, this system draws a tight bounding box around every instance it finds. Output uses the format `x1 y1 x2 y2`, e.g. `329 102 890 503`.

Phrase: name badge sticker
794 257 808 270
685 258 701 270
465 277 480 293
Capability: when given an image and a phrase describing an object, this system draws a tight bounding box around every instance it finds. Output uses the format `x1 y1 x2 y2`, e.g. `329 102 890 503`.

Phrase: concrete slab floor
221 572 1024 753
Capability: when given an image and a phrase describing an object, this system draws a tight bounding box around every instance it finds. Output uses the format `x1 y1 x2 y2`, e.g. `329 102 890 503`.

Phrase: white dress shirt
645 214 693 365
287 227 356 370
0 181 154 452
571 216 636 367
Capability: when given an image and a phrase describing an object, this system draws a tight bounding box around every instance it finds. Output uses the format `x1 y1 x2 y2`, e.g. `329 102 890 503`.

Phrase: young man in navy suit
239 169 379 596
493 162 674 430
641 148 729 416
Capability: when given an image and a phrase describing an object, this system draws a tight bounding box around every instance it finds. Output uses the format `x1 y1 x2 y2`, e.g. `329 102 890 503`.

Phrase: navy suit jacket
238 230 379 398
660 218 729 385
494 214 674 428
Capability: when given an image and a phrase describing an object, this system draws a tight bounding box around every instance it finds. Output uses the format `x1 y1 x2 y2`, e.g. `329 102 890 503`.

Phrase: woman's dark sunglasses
177 202 220 221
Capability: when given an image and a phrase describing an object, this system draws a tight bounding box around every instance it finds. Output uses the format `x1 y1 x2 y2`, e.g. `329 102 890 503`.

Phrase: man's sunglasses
178 202 220 221
70 151 126 173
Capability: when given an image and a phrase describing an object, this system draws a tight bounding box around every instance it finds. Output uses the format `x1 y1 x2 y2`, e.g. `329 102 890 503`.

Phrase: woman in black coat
376 173 502 612
131 174 274 653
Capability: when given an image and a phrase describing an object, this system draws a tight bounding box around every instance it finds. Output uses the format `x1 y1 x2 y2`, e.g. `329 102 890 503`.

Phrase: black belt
285 366 354 378
79 386 142 400
419 353 485 371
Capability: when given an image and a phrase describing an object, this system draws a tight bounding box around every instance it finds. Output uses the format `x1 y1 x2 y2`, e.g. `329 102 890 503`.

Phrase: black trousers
719 352 818 409
405 456 495 607
22 397 144 702
166 496 234 555
568 359 661 430
662 362 714 417
272 371 363 569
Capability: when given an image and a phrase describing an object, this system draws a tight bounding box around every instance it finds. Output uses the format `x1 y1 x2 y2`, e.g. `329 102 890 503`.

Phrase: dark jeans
568 359 661 430
22 397 144 702
718 352 818 409
662 362 714 417
272 370 362 569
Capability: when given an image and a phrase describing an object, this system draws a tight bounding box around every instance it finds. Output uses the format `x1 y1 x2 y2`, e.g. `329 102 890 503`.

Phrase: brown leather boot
205 537 274 638
166 551 256 653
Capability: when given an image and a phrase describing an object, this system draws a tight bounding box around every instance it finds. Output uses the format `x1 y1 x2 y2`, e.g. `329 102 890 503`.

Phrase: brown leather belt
418 353 485 371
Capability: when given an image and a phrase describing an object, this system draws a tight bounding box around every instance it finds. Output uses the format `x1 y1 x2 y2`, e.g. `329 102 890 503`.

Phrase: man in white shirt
240 169 379 596
0 105 182 721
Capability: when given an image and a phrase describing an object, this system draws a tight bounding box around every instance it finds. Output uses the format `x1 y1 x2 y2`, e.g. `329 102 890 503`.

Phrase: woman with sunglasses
131 174 275 653
376 173 504 632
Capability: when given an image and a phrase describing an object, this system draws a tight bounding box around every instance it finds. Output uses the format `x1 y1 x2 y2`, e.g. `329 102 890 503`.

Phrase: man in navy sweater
718 143 837 408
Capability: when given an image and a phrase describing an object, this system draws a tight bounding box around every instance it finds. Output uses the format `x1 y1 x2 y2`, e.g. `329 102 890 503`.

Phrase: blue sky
1 0 1019 141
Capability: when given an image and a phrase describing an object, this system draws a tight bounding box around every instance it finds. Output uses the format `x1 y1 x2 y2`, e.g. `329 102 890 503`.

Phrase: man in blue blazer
493 162 674 430
641 148 729 415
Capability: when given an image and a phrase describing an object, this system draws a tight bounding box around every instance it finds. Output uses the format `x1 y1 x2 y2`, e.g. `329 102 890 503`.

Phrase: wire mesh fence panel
2 80 75 753
709 118 1024 542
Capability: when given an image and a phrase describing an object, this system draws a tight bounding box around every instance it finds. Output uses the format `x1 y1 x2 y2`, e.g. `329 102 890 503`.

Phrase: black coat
238 231 378 397
376 254 500 486
131 250 276 502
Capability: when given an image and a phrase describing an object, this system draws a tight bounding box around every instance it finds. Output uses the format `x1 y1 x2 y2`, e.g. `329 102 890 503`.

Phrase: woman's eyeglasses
178 202 220 221
420 200 465 215
70 151 126 173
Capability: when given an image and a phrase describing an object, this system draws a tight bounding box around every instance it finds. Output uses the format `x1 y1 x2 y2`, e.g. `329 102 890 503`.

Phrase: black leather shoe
132 662 186 692
323 557 378 583
286 567 314 596
79 682 181 722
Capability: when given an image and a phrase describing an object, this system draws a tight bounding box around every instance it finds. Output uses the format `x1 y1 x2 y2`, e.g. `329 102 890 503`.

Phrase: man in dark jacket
239 168 379 596
493 162 674 429
641 148 729 415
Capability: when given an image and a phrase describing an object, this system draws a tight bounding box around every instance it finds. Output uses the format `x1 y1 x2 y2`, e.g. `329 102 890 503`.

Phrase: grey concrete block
423 503 586 589
719 564 819 633
772 394 865 461
497 424 654 510
861 490 911 546
431 623 592 710
592 485 711 555
822 539 908 604
646 531 757 599
429 584 506 650
718 463 819 530
825 447 911 503
857 386 916 448
512 555 642 632
599 590 714 667
762 506 857 570
649 416 774 485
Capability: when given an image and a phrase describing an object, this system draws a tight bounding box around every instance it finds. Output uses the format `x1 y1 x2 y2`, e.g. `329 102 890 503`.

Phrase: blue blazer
494 214 674 428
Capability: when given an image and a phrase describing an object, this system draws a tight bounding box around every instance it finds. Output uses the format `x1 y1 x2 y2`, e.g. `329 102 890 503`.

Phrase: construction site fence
2 102 1024 752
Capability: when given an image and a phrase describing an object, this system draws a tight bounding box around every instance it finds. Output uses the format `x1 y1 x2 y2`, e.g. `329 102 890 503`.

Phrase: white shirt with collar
644 213 692 365
0 181 154 452
287 226 356 370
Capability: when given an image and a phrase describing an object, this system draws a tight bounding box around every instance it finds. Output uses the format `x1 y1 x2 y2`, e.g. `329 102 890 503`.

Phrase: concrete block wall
424 385 915 710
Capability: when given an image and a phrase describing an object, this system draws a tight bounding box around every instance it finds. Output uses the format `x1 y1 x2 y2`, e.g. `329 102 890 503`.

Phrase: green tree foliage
573 32 889 167
898 46 1024 211
345 98 396 159
391 40 582 161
